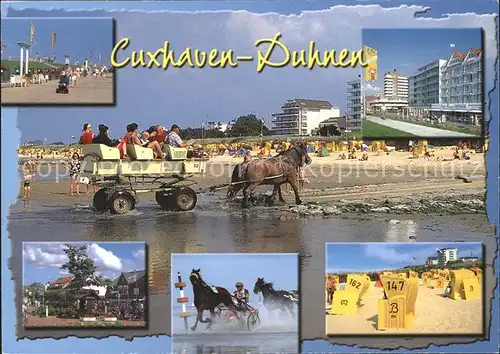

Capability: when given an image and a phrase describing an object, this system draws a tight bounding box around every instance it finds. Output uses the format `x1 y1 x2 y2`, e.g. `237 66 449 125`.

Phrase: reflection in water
173 332 298 354
385 219 417 242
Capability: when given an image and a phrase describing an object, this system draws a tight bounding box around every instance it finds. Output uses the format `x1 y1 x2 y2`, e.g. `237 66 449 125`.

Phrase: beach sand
15 146 487 212
325 282 483 335
2 74 114 105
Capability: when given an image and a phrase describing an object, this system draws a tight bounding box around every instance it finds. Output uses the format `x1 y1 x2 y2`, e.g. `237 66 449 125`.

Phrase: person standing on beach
22 161 35 199
68 152 82 196
79 124 94 145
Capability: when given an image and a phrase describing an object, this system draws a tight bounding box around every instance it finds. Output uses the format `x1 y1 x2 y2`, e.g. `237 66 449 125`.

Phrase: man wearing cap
165 124 187 148
79 123 94 145
92 124 114 147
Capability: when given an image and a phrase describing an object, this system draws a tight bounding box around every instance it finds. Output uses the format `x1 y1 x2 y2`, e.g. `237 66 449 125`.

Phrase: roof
114 270 146 285
51 276 74 285
453 50 465 60
447 48 482 65
289 99 332 109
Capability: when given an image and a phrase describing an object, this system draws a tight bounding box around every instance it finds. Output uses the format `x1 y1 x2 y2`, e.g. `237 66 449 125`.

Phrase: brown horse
240 143 312 209
227 160 285 205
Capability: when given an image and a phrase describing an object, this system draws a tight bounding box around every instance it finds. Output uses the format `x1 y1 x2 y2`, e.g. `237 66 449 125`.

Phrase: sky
362 28 482 93
171 253 298 304
326 242 483 273
1 17 114 64
9 5 497 143
22 241 146 285
2 2 499 354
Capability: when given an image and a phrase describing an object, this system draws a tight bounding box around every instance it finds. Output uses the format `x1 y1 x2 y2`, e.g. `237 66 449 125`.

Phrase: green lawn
1 59 66 70
384 113 482 136
362 120 416 138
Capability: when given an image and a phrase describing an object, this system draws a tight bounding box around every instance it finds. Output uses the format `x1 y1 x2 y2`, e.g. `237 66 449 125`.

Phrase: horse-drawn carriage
81 144 207 214
213 298 261 331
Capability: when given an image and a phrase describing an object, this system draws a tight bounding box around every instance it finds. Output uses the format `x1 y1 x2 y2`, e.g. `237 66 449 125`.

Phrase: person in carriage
233 282 250 310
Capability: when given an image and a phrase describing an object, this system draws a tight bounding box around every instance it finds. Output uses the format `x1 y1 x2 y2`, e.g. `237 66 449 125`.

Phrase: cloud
87 243 123 272
363 244 437 264
132 249 145 260
11 5 498 140
23 243 124 274
365 82 381 95
23 243 67 268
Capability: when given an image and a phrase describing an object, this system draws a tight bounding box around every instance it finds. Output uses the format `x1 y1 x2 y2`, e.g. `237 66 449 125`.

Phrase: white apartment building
383 71 409 100
440 48 482 105
437 248 458 266
271 99 340 136
409 59 447 108
427 48 484 126
346 79 363 131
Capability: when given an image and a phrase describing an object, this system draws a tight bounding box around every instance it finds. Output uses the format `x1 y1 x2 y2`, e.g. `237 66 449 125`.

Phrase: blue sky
326 242 483 273
1 18 114 64
2 2 499 354
362 28 482 92
171 253 298 303
23 242 146 285
8 4 497 142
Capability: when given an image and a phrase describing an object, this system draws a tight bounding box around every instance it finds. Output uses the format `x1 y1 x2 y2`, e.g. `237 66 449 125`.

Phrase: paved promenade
365 115 476 137
1 74 114 105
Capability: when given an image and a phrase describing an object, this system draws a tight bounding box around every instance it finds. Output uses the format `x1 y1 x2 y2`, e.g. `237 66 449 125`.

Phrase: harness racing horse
240 143 312 209
253 277 299 319
189 268 241 331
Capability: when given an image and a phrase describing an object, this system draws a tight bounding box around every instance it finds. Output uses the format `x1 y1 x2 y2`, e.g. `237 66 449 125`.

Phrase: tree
226 114 270 137
100 278 115 286
318 124 341 137
24 282 45 300
180 127 225 140
60 244 100 294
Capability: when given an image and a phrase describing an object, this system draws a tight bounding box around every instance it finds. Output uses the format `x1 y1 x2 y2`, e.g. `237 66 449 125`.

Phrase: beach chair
377 275 418 330
449 269 481 300
330 274 370 315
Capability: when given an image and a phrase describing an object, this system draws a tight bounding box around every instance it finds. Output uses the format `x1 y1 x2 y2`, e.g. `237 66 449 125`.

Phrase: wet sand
326 282 482 335
2 74 114 105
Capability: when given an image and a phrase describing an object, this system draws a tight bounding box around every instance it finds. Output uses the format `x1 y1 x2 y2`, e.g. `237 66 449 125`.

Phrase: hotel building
437 248 458 266
408 59 447 112
271 99 340 136
383 71 409 100
346 79 363 131
407 48 483 126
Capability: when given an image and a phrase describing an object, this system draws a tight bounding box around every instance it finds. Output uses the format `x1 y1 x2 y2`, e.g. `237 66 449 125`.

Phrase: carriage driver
233 282 250 308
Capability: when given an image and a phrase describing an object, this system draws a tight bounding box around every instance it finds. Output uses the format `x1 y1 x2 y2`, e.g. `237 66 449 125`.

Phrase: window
118 285 128 295
133 287 140 295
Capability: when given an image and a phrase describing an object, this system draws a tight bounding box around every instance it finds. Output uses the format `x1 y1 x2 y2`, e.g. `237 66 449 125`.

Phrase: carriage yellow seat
83 144 120 160
80 144 207 215
82 144 120 176
166 145 188 160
